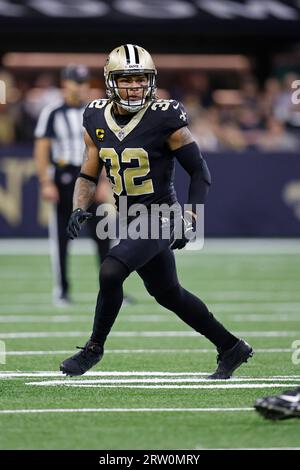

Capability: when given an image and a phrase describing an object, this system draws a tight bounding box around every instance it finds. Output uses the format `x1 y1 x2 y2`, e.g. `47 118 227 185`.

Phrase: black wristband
78 172 98 185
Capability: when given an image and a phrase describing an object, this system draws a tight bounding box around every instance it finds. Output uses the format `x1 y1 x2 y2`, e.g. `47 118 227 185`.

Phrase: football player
60 44 253 378
255 387 300 420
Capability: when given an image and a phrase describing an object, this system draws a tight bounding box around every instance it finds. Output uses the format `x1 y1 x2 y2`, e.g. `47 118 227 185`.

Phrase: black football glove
67 208 93 240
170 212 197 250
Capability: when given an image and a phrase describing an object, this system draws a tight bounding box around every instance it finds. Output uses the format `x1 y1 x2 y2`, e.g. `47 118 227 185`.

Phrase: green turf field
0 241 300 450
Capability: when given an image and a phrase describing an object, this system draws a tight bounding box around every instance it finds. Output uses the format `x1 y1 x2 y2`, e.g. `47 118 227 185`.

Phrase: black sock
91 257 129 346
154 284 238 350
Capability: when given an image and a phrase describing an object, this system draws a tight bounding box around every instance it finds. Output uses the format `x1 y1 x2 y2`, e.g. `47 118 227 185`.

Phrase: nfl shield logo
118 129 126 140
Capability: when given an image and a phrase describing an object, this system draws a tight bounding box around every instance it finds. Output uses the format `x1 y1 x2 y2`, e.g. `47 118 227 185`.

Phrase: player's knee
99 257 129 291
152 283 183 306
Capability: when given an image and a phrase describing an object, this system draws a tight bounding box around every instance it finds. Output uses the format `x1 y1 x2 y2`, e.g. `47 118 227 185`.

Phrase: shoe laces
75 343 100 361
75 345 90 361
70 345 99 370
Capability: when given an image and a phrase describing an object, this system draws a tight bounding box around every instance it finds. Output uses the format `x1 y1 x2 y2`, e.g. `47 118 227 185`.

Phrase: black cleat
60 340 103 376
208 339 253 380
254 387 300 420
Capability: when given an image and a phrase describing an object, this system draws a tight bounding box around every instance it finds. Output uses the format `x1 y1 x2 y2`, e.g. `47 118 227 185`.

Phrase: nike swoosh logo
173 103 180 109
281 394 300 403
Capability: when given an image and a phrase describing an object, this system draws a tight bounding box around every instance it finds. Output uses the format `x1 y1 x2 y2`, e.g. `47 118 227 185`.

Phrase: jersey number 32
99 148 154 196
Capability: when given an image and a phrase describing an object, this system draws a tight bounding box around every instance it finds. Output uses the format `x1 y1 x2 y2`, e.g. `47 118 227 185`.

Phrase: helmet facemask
107 70 156 113
104 45 157 113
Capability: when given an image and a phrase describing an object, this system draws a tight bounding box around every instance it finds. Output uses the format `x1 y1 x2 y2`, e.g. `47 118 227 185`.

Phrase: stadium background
0 0 300 452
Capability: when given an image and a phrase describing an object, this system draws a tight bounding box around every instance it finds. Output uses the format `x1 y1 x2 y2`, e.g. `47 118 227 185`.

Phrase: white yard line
1 291 300 302
0 314 299 323
0 305 96 313
0 238 96 255
26 383 300 389
0 332 89 339
0 315 166 323
1 238 299 255
0 315 167 323
230 314 300 322
202 291 300 301
2 371 300 379
1 302 300 314
0 315 299 323
0 407 254 415
0 282 299 291
0 330 299 339
210 303 300 312
0 371 211 378
2 348 294 356
24 378 300 385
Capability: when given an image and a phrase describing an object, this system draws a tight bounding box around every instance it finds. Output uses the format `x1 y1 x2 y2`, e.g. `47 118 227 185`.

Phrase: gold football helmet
104 44 157 113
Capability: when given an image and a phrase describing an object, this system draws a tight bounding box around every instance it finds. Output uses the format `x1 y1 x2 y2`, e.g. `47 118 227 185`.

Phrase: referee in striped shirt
34 65 110 306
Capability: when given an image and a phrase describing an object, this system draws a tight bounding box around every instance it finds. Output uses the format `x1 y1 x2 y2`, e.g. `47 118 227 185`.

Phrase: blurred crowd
1 67 300 152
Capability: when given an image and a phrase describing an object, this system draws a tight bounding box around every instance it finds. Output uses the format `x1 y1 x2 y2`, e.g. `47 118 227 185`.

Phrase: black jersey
83 99 189 210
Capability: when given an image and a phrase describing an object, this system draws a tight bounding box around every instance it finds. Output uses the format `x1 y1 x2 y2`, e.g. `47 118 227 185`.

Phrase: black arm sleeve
171 142 211 211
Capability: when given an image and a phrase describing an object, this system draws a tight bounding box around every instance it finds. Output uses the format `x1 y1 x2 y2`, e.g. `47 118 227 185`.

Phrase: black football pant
50 165 110 297
91 234 238 352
